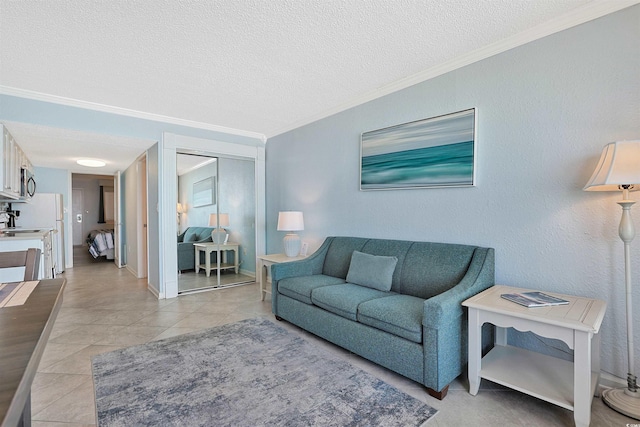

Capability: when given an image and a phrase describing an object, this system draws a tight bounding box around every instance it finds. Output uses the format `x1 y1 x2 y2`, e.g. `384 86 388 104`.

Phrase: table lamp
177 203 185 223
277 211 304 257
209 213 230 244
584 140 640 420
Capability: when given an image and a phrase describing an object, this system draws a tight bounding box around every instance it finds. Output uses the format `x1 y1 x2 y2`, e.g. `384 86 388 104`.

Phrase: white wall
123 159 139 277
265 7 640 382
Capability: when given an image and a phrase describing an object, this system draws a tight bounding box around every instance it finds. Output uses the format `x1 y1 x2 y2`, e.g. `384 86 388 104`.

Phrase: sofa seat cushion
357 294 425 343
278 275 346 305
311 284 393 321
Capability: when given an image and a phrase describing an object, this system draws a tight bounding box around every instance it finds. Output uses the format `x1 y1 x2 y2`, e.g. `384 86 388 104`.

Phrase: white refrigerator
17 193 65 274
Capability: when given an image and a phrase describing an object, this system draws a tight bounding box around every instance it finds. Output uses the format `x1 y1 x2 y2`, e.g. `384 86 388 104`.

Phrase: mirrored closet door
177 152 256 293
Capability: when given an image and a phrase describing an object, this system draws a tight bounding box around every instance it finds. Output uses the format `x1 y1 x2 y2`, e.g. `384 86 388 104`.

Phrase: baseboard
147 284 162 299
239 268 256 279
125 264 139 278
599 371 628 391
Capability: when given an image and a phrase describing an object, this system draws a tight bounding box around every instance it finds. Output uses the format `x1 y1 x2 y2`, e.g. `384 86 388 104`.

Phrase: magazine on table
500 291 569 308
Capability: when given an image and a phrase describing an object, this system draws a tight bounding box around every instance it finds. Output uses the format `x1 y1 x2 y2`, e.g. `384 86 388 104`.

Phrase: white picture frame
193 176 216 207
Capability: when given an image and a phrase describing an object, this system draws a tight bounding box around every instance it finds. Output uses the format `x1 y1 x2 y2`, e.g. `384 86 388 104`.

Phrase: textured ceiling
0 0 635 173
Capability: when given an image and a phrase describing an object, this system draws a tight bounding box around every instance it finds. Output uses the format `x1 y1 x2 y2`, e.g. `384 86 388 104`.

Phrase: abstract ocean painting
360 108 476 190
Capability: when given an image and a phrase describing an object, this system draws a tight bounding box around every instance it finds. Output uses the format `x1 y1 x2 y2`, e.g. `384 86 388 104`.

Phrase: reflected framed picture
193 176 216 207
360 108 476 190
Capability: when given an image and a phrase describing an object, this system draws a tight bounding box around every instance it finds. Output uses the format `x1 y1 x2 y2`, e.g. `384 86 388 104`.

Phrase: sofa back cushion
183 228 199 242
322 237 368 278
321 236 477 300
322 237 412 286
183 227 213 243
398 242 476 299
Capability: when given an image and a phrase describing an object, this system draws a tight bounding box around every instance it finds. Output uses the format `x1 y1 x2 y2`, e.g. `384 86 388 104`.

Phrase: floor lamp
584 140 640 420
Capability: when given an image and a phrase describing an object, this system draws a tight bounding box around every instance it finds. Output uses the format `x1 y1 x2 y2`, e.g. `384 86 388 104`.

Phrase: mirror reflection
177 152 255 293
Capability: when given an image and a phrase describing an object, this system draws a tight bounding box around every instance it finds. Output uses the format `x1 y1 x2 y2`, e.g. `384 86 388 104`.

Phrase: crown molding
266 0 640 139
0 85 267 143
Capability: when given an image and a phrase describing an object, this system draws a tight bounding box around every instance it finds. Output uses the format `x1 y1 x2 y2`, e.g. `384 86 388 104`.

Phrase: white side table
462 285 606 427
194 242 239 277
257 253 306 301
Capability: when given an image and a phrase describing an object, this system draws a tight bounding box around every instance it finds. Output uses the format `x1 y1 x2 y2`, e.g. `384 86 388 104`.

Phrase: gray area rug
92 317 438 426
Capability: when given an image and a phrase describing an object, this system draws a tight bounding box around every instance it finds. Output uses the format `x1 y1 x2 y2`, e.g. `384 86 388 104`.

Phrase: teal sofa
271 236 495 399
177 227 214 272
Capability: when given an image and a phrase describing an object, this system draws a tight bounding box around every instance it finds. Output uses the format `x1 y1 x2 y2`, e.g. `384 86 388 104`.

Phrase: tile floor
31 257 635 427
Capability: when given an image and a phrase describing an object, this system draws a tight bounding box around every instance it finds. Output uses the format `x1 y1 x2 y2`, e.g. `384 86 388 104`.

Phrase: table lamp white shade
584 139 640 420
277 211 304 257
208 213 230 244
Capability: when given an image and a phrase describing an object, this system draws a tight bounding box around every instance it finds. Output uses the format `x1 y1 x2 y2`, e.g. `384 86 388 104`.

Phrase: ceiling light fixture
76 159 106 167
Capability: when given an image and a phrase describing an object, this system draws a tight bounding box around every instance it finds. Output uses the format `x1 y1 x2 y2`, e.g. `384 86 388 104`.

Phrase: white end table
462 285 606 427
257 253 306 301
194 242 239 277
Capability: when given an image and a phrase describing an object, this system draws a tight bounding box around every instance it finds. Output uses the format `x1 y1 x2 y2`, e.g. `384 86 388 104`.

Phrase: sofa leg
426 385 449 400
275 315 283 321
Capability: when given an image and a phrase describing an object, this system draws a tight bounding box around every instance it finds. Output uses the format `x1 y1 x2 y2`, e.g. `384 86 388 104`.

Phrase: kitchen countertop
0 228 51 239
0 278 66 427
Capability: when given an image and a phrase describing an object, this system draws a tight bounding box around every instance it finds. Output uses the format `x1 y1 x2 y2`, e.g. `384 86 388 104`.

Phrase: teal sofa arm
270 237 335 283
422 247 495 392
271 237 335 313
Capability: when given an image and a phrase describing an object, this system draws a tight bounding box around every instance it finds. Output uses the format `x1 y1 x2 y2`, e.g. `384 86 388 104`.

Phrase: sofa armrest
271 237 334 283
422 247 495 328
271 237 335 314
421 247 495 392
177 230 186 243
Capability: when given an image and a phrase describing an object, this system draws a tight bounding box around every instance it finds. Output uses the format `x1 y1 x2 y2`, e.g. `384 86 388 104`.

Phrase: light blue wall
219 157 256 274
0 95 260 144
265 7 640 381
33 166 68 195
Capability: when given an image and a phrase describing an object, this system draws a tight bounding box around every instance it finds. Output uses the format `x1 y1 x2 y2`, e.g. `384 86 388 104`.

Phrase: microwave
20 167 36 199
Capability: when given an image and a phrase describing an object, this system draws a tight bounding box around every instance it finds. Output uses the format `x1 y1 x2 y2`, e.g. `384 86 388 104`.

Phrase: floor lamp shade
277 211 304 257
584 140 640 420
584 141 640 192
209 213 230 244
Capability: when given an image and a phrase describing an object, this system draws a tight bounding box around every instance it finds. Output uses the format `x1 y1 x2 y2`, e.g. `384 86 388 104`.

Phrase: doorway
176 152 256 293
70 174 117 266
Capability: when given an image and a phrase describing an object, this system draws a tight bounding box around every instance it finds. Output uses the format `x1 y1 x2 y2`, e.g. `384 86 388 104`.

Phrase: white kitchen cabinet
0 124 34 201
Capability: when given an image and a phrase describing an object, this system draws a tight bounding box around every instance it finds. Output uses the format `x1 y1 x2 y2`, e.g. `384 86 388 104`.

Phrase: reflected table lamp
584 140 640 420
277 211 304 257
209 213 230 244
177 203 185 230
